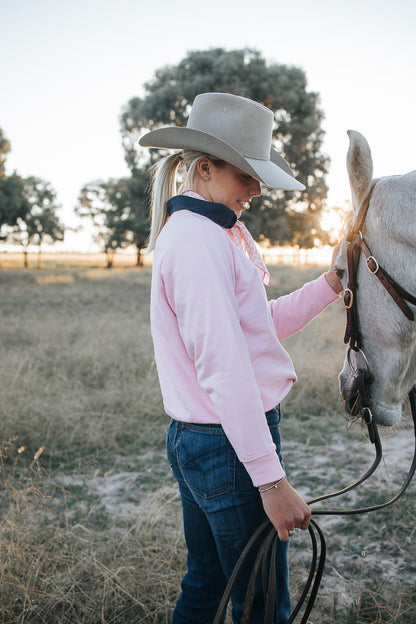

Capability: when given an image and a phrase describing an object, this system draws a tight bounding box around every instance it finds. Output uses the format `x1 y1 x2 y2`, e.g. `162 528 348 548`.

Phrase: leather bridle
343 182 416 424
214 184 416 624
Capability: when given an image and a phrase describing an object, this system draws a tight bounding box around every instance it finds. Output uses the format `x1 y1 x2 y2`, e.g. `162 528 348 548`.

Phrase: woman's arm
269 243 343 340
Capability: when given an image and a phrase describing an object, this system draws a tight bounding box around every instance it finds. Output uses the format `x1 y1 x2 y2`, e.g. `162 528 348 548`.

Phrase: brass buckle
366 256 379 275
343 288 353 309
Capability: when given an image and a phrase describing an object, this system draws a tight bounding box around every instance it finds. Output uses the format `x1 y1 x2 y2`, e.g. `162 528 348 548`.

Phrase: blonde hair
146 150 226 252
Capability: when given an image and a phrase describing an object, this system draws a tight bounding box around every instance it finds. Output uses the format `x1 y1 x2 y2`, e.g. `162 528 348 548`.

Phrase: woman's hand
325 241 344 294
259 478 311 542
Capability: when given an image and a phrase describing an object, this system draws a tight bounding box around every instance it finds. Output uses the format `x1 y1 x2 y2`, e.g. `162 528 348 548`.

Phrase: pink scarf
181 189 271 286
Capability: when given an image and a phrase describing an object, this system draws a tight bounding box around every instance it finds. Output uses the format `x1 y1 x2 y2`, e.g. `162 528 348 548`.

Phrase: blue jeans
166 406 291 624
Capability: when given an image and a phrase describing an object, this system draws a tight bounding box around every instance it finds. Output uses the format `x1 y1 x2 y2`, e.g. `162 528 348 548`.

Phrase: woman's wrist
258 477 286 493
325 267 343 295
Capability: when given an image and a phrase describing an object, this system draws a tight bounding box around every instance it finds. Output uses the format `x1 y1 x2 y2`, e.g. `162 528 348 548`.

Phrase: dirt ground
53 420 416 622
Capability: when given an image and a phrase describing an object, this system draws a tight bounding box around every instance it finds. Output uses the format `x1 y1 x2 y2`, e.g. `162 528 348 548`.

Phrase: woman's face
196 160 261 218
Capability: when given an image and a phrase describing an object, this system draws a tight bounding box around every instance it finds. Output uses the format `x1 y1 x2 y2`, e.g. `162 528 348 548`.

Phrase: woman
139 93 342 624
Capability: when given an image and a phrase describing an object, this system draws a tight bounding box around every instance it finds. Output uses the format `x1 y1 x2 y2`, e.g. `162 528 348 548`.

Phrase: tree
0 127 30 238
76 180 120 268
10 177 64 267
76 173 149 267
105 173 150 266
120 48 330 247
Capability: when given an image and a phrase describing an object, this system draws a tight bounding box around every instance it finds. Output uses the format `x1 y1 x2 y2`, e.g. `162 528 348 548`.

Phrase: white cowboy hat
139 92 305 191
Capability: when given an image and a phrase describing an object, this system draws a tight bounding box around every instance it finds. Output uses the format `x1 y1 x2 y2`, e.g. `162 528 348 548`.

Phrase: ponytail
147 152 183 252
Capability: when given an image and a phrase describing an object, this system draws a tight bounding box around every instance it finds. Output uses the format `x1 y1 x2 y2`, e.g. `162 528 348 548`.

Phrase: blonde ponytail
147 152 183 252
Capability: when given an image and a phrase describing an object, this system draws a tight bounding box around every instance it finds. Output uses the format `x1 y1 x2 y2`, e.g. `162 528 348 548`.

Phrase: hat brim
139 127 305 191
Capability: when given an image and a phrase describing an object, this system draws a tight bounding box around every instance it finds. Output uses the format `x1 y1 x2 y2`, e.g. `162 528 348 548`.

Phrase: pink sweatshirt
150 204 339 486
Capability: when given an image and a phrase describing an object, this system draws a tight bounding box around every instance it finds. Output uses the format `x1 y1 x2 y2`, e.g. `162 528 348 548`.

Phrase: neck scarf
180 189 270 286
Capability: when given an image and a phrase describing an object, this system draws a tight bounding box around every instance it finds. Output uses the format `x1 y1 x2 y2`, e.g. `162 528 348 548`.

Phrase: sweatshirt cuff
319 272 342 302
242 450 286 487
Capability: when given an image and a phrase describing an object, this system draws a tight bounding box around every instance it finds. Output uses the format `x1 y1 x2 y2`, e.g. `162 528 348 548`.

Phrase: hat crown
187 93 273 161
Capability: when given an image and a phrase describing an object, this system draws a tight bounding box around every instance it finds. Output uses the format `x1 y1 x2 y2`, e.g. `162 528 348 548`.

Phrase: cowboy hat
139 93 305 191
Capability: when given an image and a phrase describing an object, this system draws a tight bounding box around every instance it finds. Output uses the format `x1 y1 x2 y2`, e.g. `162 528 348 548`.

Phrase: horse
336 130 416 426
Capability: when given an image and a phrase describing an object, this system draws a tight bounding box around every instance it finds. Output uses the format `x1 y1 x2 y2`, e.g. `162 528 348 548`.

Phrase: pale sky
1 0 415 251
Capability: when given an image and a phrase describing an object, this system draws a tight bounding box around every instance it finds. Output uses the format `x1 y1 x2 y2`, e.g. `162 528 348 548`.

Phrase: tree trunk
23 249 28 268
106 250 114 268
136 246 143 267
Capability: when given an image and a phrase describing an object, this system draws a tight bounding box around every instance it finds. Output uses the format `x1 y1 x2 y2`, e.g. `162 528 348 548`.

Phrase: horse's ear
346 130 373 214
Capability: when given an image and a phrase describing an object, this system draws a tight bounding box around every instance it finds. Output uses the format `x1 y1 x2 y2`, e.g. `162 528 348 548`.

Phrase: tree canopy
120 48 331 247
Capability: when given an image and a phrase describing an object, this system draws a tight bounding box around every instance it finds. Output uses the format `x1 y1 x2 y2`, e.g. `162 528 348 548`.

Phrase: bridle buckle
366 256 379 275
343 288 354 309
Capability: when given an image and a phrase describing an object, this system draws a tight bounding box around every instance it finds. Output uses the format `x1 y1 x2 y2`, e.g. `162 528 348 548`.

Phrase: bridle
214 184 416 624
343 182 416 424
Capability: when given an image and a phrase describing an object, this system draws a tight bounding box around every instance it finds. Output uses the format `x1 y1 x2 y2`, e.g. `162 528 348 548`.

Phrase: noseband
214 185 416 624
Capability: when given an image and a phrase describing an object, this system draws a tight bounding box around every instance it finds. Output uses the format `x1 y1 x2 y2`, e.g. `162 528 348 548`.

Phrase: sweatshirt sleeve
269 273 340 340
160 223 285 486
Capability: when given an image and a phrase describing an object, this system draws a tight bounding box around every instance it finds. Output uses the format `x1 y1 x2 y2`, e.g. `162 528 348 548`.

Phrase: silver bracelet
258 477 286 493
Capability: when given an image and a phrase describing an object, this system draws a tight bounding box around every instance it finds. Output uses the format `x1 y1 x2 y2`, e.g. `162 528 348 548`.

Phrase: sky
1 0 415 251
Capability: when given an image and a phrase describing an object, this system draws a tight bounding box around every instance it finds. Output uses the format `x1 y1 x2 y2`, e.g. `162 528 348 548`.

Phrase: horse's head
335 130 416 426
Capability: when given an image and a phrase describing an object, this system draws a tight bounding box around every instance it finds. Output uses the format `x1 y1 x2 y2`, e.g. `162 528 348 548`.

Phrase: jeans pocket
179 426 236 498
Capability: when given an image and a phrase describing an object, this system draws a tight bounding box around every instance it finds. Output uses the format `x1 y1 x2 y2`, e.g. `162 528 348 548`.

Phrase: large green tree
120 48 330 247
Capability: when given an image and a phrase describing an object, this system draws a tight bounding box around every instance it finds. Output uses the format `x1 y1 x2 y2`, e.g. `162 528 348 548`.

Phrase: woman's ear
197 158 211 180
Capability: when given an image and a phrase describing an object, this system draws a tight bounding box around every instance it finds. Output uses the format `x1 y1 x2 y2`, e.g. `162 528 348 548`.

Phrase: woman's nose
249 179 261 197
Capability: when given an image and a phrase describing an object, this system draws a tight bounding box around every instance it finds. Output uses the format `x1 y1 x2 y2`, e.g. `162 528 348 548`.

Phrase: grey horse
337 130 416 426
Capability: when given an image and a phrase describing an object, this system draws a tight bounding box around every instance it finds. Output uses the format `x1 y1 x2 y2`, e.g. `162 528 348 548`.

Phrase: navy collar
167 195 237 229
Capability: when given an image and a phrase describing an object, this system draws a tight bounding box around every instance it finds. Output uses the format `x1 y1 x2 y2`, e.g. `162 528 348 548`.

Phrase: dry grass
0 260 414 623
0 266 163 460
0 442 185 623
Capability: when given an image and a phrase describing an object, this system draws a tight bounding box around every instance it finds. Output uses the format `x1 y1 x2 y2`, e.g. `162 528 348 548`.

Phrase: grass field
0 259 415 623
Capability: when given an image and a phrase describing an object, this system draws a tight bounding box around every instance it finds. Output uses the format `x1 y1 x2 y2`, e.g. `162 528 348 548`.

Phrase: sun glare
321 209 343 233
